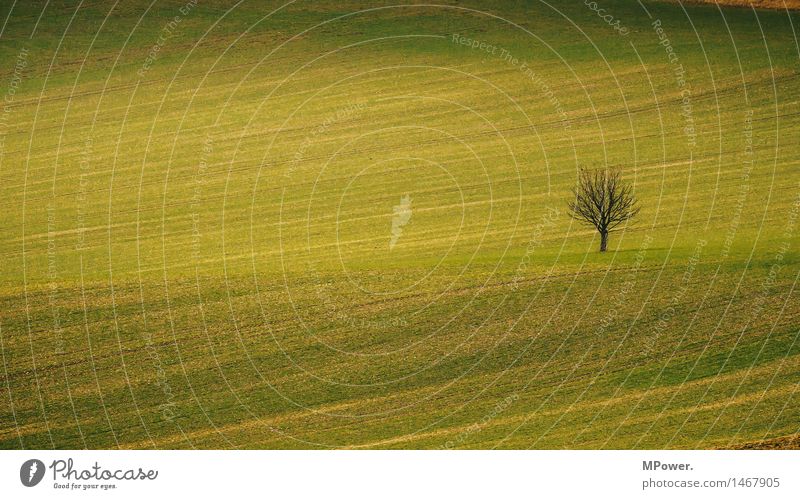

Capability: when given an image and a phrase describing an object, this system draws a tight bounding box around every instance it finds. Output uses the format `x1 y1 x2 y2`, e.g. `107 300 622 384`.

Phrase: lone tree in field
568 168 640 252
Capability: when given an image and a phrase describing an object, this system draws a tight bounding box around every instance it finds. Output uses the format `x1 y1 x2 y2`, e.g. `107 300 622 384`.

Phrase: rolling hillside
0 0 799 449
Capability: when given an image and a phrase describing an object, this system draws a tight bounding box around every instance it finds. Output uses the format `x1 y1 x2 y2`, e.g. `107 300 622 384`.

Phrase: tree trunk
600 230 608 252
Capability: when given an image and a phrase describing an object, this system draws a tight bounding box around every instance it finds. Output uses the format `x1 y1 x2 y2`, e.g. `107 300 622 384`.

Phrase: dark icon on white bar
20 459 45 487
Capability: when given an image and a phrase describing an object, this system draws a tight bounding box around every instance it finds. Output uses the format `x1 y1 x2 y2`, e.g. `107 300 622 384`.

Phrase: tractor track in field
4 320 796 448
0 260 792 384
1 133 797 249
4 100 800 215
2 61 796 190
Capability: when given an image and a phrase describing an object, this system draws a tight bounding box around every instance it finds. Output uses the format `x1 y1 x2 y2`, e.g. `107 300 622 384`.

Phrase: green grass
0 0 799 449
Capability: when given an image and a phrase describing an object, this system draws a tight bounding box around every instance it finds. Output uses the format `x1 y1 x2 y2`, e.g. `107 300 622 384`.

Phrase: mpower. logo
20 459 45 487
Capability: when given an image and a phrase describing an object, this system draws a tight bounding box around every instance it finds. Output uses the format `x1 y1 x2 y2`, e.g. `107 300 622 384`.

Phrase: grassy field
0 0 798 449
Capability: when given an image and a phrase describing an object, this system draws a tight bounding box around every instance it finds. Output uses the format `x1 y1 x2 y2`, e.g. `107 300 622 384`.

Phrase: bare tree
567 168 640 252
